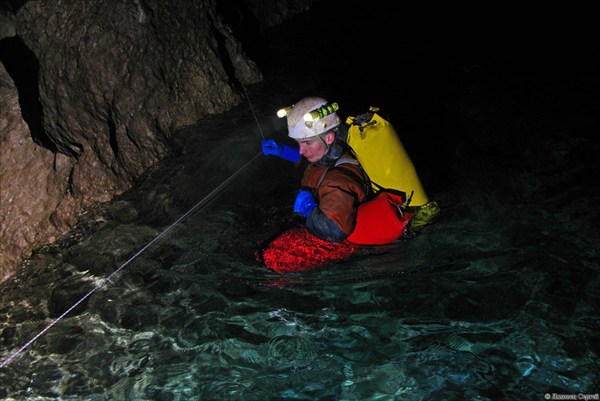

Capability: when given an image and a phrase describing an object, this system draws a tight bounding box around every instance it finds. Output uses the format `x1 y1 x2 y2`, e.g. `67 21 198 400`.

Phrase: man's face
297 132 333 163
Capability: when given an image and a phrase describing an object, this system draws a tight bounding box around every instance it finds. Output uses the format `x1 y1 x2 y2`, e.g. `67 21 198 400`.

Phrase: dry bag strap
372 184 412 209
314 157 360 191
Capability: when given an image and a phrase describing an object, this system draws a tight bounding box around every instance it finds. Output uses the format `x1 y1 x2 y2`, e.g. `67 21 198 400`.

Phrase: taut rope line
2 85 268 369
0 151 262 369
242 84 265 140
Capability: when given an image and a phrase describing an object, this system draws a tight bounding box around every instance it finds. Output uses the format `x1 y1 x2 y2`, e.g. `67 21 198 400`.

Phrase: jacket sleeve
304 165 368 242
306 207 349 243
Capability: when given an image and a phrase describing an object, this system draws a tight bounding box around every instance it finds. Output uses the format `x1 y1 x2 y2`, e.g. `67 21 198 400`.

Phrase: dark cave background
241 2 599 200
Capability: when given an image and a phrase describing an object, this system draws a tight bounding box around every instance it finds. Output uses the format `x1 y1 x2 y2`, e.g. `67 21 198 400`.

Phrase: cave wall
0 0 314 282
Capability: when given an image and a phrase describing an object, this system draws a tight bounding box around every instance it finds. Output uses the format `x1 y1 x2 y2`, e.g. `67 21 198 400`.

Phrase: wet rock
0 4 15 39
1 0 317 282
0 63 75 281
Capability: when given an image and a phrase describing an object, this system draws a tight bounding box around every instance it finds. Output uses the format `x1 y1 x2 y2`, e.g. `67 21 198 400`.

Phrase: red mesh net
260 227 360 273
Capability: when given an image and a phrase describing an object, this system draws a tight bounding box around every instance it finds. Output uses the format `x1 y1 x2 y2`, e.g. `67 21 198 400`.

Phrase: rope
242 84 265 139
0 151 263 369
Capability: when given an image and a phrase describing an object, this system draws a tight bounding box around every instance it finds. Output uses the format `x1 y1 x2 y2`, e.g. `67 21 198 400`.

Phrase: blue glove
261 139 301 163
294 190 317 217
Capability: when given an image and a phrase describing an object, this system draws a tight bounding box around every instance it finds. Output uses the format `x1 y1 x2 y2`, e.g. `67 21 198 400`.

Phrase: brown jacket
301 153 370 240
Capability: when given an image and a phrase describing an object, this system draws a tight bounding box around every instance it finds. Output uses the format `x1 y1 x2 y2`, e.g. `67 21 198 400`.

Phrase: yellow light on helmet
303 102 339 122
276 105 294 118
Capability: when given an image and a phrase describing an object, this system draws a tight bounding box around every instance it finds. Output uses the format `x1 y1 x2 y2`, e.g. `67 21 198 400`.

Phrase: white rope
242 84 265 139
0 151 263 369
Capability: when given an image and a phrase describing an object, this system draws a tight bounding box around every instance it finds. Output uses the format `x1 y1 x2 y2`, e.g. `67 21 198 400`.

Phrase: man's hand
261 139 301 163
294 190 317 217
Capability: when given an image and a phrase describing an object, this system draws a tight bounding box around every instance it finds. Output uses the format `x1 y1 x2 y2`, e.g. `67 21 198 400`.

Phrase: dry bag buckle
402 191 414 209
349 112 376 132
395 204 405 219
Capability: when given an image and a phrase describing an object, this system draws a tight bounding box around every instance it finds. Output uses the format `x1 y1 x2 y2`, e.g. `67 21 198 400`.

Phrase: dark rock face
0 0 311 282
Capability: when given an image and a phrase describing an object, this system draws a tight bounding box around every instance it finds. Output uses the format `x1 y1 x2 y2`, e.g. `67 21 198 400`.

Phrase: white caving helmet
278 97 341 140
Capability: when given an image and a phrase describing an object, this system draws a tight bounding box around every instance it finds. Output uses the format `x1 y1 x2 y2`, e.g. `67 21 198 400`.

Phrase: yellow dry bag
346 109 429 207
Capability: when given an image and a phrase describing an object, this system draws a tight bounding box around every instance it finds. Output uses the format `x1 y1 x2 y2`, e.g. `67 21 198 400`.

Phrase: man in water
262 96 372 243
